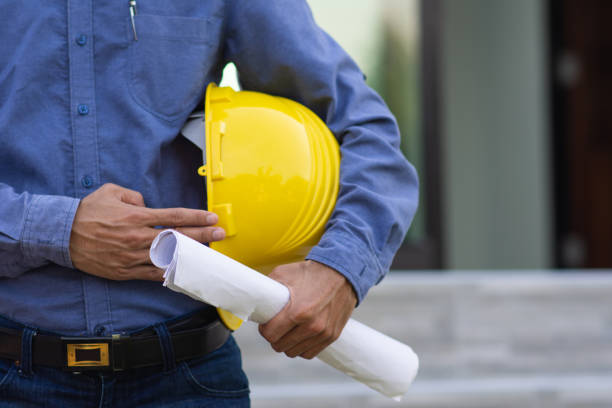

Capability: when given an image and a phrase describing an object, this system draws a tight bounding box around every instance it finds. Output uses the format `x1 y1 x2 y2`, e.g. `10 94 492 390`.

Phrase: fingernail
206 214 218 224
212 228 225 240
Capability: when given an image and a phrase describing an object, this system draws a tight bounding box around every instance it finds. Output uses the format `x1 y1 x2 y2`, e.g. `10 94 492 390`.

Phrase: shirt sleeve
223 0 419 304
0 183 80 278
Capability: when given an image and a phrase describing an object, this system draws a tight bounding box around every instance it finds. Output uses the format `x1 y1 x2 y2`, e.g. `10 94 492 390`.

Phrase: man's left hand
258 260 357 359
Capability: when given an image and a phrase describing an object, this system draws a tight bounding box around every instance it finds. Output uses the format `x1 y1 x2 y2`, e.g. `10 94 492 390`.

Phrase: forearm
306 121 418 303
0 183 79 277
226 0 419 303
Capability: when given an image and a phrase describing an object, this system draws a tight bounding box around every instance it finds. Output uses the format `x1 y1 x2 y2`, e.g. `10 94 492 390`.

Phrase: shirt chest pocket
128 14 217 121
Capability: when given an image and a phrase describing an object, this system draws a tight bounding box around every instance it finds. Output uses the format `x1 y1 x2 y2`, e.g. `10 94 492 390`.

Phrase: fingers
142 207 218 228
263 323 318 354
258 290 300 345
98 183 220 229
175 226 226 243
260 310 340 359
112 225 225 254
284 334 332 360
73 183 224 283
258 318 295 350
257 261 356 360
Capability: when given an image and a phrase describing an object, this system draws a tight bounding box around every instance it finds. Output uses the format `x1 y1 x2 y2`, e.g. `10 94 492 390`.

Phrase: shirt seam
67 1 79 198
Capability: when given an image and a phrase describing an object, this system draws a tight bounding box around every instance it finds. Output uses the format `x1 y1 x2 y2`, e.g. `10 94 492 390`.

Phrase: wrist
307 260 357 307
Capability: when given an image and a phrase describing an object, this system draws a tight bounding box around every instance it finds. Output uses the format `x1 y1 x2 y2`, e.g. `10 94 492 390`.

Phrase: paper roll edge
368 345 419 399
150 229 178 268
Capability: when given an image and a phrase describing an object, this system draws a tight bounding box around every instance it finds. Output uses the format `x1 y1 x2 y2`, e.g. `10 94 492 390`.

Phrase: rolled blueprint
150 230 419 399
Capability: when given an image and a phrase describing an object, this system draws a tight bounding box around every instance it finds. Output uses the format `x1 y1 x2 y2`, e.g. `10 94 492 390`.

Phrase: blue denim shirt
0 1 418 336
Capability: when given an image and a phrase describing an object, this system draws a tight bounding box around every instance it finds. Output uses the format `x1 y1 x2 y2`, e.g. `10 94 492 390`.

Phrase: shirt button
76 34 88 46
81 175 94 189
94 325 106 336
77 104 89 115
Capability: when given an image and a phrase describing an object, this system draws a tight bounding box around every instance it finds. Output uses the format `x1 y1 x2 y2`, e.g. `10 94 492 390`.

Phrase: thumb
109 184 146 207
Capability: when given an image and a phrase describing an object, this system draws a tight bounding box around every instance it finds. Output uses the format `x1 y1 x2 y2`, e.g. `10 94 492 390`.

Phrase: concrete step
233 271 612 407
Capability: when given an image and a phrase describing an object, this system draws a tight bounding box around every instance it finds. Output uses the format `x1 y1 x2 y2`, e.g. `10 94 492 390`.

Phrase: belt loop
153 323 175 372
19 327 36 377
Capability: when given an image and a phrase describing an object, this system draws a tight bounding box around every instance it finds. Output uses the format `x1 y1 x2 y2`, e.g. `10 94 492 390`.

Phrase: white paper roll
150 230 419 399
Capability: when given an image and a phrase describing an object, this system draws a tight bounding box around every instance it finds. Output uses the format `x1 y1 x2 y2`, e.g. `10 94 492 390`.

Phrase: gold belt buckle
65 341 110 369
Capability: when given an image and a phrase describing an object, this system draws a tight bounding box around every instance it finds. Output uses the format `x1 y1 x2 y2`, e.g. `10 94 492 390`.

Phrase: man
0 1 418 406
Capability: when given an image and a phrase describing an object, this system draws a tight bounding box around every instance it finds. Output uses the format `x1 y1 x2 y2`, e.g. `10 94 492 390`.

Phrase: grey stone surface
234 271 612 407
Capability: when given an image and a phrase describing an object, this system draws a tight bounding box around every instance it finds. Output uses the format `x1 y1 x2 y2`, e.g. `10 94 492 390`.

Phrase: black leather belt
0 311 230 372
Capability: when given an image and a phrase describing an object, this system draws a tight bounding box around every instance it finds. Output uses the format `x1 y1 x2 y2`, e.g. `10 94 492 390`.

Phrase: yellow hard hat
196 84 340 330
199 83 340 272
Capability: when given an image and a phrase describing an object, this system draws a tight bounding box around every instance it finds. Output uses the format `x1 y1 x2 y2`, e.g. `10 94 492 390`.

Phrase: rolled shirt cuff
21 194 80 269
306 231 384 306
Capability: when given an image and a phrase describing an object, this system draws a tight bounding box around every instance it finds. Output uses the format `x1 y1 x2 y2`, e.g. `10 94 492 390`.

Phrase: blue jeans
0 319 250 407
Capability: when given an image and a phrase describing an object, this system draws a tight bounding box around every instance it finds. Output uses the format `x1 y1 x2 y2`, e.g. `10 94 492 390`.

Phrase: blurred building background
223 0 612 406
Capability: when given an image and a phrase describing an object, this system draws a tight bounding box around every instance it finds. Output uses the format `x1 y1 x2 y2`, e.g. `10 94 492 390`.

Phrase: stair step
234 271 612 407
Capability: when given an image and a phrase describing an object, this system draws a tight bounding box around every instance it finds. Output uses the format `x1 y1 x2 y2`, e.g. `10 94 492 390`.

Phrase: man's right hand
69 183 224 281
